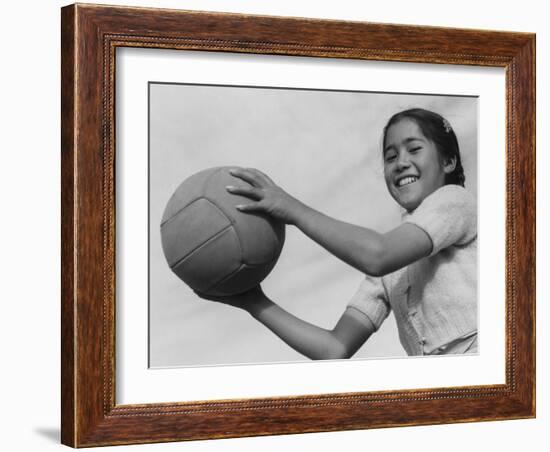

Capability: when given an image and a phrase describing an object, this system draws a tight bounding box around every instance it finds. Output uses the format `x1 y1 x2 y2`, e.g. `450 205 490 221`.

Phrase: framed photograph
61 3 535 447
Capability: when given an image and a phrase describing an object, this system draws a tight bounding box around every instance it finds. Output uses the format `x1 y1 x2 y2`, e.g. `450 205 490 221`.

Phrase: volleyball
160 167 285 296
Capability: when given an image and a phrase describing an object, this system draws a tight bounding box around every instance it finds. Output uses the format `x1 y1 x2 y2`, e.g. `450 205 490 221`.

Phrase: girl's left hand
226 168 304 225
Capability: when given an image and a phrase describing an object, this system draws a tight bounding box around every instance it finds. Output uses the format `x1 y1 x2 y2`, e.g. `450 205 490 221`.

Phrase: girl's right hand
194 285 265 311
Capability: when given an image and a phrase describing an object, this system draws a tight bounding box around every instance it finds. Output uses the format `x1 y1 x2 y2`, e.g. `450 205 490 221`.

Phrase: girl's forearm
244 295 352 360
291 202 387 276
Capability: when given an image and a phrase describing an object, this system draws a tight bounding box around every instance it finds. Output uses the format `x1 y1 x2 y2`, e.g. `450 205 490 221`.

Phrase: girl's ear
443 156 457 174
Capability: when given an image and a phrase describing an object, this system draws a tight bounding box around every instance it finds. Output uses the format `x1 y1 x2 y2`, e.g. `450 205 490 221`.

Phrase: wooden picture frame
61 3 535 447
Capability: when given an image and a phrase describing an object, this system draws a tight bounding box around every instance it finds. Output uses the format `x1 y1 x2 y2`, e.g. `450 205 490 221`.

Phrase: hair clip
442 118 453 133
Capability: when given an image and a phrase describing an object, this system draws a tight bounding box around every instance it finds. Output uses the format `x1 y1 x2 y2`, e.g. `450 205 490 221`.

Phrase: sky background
149 83 478 368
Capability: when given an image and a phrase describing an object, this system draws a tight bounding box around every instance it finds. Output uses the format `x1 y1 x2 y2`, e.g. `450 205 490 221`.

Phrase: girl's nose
396 153 411 170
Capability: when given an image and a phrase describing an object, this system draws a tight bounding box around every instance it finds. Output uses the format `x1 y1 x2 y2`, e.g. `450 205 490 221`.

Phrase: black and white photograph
3 0 544 450
149 83 478 368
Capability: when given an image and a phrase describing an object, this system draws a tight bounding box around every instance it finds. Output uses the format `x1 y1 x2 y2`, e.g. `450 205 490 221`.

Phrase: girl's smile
383 119 455 212
396 175 419 187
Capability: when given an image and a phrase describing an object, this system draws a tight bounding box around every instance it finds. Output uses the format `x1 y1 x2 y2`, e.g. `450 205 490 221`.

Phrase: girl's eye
384 154 397 163
409 146 421 153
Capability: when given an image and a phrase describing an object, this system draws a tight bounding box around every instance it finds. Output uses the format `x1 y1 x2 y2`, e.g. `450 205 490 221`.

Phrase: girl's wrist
245 293 271 318
287 197 312 226
290 200 316 228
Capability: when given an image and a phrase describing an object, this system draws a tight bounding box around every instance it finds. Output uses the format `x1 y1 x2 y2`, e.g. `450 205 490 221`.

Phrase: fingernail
236 205 244 210
226 185 235 191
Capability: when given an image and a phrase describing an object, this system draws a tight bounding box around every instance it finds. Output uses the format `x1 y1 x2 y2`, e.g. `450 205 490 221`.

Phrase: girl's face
383 118 453 212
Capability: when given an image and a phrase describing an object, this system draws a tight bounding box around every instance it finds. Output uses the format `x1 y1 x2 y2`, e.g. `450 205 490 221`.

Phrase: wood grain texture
60 5 76 447
60 3 536 447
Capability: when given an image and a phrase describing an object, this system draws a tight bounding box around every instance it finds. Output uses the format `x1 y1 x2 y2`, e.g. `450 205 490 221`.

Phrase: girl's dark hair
382 108 465 187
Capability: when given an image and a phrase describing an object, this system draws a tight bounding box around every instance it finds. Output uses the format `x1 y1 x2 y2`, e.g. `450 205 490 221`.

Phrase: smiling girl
197 108 477 359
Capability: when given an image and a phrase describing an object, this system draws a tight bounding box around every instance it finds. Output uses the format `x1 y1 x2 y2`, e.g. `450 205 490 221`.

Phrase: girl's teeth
398 177 417 187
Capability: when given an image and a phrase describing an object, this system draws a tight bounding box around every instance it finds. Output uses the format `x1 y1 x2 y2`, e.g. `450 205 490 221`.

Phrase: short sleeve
347 275 391 331
403 185 477 256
